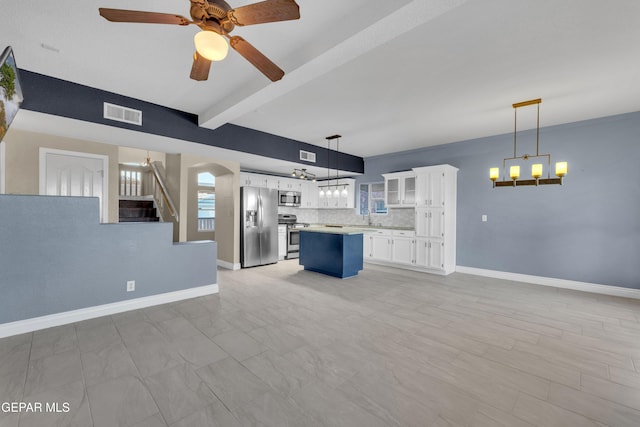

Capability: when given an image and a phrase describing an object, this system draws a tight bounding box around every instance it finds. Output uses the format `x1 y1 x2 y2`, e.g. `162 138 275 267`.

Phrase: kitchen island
299 227 363 278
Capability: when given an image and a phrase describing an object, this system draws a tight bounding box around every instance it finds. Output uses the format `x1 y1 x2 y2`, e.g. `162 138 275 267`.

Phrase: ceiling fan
99 0 300 82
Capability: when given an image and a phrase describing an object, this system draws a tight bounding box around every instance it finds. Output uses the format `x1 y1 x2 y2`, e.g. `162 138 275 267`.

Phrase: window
197 172 215 231
119 169 142 196
359 182 387 215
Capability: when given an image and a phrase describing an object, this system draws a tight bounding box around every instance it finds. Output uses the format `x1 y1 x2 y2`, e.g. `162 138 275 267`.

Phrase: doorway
39 148 109 222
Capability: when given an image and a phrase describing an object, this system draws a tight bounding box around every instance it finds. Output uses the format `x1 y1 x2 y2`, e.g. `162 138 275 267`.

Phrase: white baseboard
217 259 241 270
364 259 451 275
0 283 218 339
456 266 640 300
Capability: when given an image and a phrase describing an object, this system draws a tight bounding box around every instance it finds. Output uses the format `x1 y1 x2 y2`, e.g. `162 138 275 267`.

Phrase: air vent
103 102 142 126
299 150 316 163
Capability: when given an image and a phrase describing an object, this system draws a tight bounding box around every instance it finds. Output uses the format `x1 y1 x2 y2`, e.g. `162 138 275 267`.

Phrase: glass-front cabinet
382 171 416 208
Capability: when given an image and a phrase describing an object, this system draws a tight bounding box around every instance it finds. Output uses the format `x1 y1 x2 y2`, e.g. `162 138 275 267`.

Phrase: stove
278 215 308 259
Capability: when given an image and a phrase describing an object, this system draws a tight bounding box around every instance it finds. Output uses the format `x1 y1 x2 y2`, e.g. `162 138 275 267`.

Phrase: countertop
310 224 414 231
301 226 365 235
302 224 415 234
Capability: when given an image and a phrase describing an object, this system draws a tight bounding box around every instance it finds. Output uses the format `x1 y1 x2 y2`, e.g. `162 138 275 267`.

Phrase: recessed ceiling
2 0 640 173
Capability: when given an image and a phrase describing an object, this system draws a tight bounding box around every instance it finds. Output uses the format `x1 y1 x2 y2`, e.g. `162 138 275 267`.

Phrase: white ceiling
3 0 640 176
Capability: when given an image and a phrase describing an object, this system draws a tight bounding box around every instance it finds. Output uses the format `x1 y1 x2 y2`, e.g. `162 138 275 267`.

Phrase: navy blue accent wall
19 70 364 174
361 112 640 289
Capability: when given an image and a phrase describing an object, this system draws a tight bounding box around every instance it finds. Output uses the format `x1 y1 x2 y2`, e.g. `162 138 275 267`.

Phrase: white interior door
40 148 108 222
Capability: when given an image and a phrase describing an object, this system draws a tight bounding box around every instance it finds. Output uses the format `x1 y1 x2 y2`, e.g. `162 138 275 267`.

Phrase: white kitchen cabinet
370 235 391 261
240 172 267 187
300 180 318 209
415 238 444 270
338 178 355 208
278 224 287 260
266 176 280 190
241 173 306 192
364 164 457 275
365 229 392 261
415 208 444 238
363 230 371 258
317 194 329 209
363 229 415 266
390 230 415 265
382 171 416 208
413 165 456 208
279 178 303 191
413 164 457 274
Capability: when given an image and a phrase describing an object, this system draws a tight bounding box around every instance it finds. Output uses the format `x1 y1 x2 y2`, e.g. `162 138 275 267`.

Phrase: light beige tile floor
1 261 640 426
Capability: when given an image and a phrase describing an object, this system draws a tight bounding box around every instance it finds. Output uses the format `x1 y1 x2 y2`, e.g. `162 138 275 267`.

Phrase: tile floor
1 261 640 426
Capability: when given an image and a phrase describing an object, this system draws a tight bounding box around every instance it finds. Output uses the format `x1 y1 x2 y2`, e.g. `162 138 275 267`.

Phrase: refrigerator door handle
258 194 263 231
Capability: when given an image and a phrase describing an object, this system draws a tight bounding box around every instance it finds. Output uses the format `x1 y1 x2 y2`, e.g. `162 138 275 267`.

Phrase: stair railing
149 161 179 223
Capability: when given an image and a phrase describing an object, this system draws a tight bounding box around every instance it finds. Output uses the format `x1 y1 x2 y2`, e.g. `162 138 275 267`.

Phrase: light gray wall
360 112 640 289
0 194 217 324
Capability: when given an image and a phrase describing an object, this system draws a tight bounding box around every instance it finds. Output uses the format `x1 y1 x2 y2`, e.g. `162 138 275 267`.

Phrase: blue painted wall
0 195 218 324
361 112 640 289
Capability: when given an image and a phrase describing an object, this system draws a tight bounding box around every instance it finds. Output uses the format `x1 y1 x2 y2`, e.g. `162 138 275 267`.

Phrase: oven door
286 227 300 259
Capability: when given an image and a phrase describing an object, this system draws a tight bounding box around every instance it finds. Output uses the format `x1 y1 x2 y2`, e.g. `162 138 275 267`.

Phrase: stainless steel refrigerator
241 187 279 267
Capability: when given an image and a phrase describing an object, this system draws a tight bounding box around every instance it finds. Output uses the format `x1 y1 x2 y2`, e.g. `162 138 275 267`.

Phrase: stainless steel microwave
278 191 301 207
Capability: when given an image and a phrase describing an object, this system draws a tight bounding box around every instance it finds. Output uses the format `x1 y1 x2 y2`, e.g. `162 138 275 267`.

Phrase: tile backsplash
277 206 319 224
318 208 414 228
277 207 415 229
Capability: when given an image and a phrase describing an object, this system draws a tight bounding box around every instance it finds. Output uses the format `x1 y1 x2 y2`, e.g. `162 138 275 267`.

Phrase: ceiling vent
103 102 142 126
299 150 316 163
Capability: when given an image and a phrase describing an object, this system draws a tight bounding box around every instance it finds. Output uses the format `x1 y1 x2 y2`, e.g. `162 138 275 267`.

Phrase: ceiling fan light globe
194 31 229 61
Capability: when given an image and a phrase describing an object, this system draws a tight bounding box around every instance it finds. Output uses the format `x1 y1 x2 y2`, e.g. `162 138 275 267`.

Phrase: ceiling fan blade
227 0 300 26
99 8 191 25
229 36 284 82
190 51 212 81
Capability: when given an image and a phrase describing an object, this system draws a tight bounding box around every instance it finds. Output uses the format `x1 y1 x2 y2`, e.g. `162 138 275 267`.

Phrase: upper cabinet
240 172 354 210
240 172 267 188
279 178 303 192
240 173 304 192
300 180 318 209
382 171 416 208
413 165 457 208
413 165 448 208
265 176 280 190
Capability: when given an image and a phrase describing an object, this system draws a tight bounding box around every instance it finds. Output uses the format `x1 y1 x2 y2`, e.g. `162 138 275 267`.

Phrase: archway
186 162 237 267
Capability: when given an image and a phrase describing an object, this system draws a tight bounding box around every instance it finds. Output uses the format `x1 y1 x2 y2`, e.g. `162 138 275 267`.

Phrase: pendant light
318 134 348 198
319 137 330 198
333 136 340 198
489 98 568 187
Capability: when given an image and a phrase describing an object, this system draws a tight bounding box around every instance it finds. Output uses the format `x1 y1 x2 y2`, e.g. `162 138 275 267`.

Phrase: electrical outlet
482 214 488 222
126 280 135 292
